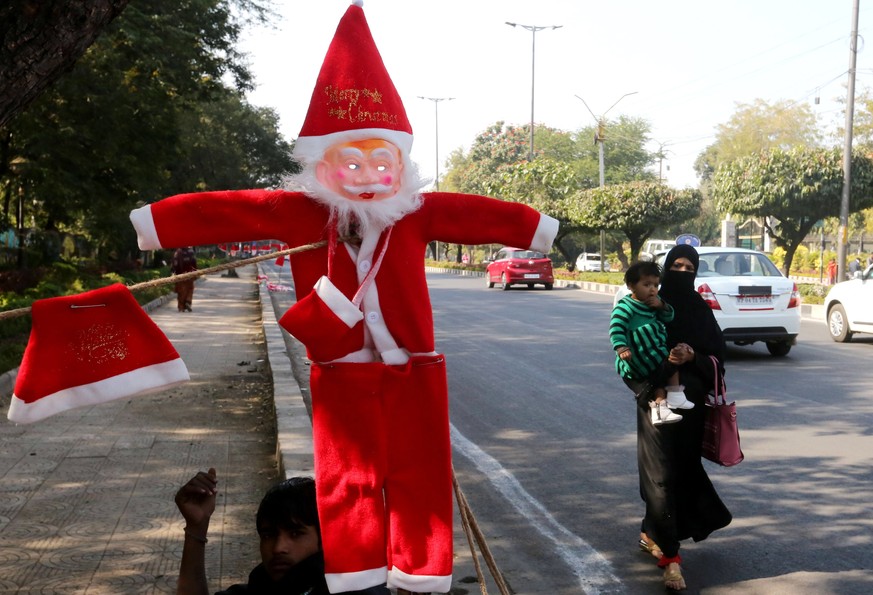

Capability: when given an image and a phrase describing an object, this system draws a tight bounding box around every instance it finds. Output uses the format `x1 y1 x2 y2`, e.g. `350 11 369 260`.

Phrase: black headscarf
658 245 725 360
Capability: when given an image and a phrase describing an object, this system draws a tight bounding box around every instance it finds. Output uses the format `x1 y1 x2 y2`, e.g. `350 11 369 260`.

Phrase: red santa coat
131 188 557 363
130 188 558 592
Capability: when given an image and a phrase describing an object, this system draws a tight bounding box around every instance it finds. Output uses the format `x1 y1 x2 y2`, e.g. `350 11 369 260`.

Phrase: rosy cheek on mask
381 174 393 185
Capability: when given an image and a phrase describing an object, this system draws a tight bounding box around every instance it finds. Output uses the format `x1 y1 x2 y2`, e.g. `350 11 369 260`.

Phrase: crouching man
174 468 390 595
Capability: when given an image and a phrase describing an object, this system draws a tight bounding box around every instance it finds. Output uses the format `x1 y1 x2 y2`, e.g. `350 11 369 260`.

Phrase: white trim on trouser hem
325 567 388 594
388 567 452 593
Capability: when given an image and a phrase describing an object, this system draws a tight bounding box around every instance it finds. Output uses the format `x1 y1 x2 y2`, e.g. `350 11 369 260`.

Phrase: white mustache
344 183 393 194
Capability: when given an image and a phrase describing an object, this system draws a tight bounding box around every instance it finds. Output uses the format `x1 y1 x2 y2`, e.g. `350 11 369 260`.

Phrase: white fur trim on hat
293 128 413 165
8 358 189 424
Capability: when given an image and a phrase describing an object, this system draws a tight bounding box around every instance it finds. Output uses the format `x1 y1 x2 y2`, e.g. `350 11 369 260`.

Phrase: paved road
431 271 873 594
0 266 278 594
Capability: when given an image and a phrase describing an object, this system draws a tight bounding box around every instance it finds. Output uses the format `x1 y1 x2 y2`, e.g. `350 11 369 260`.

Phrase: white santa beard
285 162 428 237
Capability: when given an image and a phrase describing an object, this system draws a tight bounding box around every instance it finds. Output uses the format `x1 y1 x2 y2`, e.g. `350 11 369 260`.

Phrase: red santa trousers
310 354 453 594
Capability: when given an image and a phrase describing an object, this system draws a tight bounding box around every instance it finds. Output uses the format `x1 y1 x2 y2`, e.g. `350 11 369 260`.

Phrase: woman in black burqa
636 244 732 591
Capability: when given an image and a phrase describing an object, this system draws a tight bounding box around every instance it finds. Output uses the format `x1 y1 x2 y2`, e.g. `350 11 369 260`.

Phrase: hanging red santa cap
8 284 189 424
293 0 413 163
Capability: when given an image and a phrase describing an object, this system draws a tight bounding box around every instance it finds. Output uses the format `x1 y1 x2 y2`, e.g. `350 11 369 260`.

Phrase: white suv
824 264 873 342
575 252 603 272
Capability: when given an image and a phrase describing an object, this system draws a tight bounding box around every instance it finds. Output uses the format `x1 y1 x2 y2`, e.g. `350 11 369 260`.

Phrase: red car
485 247 554 290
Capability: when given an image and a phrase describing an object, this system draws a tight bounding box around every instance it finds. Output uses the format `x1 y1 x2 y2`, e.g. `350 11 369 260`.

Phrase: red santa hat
293 0 413 163
8 284 189 424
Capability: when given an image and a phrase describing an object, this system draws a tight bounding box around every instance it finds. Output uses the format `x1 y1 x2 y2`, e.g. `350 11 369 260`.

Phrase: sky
237 0 870 189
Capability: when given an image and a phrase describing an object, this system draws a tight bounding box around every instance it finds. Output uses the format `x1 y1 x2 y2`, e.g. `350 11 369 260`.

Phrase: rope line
0 240 327 321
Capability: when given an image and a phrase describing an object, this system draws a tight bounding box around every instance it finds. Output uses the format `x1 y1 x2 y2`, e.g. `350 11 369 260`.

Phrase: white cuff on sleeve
314 276 364 328
530 214 559 254
129 206 161 250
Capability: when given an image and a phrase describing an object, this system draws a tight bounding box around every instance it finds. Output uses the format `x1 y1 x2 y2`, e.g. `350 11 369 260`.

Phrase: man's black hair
624 261 662 285
256 476 319 533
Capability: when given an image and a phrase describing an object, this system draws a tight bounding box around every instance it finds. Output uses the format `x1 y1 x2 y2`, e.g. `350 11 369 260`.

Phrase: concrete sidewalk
0 266 280 593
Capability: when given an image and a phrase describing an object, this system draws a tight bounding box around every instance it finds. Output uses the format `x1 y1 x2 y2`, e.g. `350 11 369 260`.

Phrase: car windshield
511 250 545 259
698 252 782 277
656 251 782 277
585 254 601 261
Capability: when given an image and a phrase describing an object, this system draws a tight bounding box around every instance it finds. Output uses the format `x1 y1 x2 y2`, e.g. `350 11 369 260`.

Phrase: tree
711 146 873 274
494 158 580 264
1 0 283 265
568 182 702 267
0 0 131 128
441 119 660 265
695 99 822 183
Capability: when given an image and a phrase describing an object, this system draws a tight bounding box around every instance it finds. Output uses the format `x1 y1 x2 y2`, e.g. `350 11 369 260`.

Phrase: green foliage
695 99 822 182
712 146 873 273
0 0 288 266
568 182 702 261
797 283 827 305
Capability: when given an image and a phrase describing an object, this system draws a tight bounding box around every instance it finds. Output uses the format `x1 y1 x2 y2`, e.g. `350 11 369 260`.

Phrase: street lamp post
418 96 454 260
417 96 454 191
505 21 562 161
575 92 638 260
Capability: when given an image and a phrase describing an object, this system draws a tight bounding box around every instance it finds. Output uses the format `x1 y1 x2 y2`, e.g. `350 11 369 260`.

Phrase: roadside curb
256 265 314 480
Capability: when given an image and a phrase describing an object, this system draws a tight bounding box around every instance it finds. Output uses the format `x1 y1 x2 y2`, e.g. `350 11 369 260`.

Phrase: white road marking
451 423 624 594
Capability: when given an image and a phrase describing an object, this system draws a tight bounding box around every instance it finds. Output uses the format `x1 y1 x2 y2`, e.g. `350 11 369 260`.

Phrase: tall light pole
505 22 562 161
838 0 860 283
575 92 638 259
418 96 454 260
417 96 455 191
651 138 673 182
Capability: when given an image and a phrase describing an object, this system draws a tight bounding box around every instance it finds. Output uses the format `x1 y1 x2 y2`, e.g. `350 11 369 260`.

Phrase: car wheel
827 303 853 342
544 283 553 290
486 273 494 289
765 341 792 356
501 273 511 290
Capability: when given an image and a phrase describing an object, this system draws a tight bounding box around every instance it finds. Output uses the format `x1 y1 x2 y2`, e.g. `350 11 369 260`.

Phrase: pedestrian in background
826 257 837 285
171 246 197 312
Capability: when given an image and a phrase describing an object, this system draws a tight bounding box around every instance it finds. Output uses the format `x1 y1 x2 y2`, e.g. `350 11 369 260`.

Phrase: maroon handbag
702 356 744 467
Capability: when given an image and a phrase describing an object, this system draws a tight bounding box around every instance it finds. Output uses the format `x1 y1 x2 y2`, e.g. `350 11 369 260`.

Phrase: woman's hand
668 343 695 364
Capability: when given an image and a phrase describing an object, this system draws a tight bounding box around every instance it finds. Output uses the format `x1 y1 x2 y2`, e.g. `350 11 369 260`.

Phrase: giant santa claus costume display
129 1 558 592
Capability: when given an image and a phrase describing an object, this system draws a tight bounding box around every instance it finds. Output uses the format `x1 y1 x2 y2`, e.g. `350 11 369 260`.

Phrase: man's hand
175 468 218 531
176 468 217 595
618 347 632 361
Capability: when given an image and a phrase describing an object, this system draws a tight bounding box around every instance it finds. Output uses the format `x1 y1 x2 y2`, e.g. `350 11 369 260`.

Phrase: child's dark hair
624 261 662 285
256 476 318 533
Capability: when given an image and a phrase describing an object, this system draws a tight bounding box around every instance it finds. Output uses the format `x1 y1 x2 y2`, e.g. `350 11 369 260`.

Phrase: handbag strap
708 355 727 405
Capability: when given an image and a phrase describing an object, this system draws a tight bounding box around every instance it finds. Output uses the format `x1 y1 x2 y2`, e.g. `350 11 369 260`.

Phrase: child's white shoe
651 400 682 425
666 386 694 410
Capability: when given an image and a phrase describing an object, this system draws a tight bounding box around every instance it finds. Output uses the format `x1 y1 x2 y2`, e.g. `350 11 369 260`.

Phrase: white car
614 247 801 356
640 239 676 261
824 264 873 342
575 252 603 272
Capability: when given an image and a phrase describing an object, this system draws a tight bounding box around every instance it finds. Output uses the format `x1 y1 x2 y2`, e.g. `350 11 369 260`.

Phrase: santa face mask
316 139 404 202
